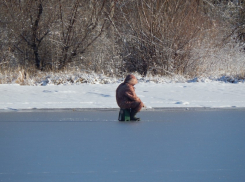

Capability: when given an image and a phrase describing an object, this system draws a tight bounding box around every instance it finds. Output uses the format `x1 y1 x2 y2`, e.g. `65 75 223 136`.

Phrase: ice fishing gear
118 108 131 121
118 108 140 121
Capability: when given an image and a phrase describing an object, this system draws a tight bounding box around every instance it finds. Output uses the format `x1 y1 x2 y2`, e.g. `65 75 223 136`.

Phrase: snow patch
1 82 245 109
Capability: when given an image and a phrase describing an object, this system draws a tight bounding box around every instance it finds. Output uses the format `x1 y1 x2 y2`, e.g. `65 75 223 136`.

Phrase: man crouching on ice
116 74 144 121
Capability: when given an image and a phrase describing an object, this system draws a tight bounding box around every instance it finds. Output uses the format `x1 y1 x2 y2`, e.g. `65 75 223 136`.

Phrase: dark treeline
0 0 245 77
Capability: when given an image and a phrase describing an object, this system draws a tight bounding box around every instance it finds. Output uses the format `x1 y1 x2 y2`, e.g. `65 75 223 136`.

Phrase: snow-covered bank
1 82 245 110
1 69 245 86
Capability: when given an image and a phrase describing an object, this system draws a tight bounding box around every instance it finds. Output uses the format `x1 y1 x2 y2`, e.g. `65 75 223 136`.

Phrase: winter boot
130 110 140 121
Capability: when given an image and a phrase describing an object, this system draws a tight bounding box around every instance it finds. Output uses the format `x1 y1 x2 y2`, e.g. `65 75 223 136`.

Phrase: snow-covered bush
1 0 245 84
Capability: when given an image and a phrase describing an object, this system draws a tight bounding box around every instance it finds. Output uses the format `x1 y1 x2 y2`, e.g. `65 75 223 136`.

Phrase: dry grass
1 64 245 85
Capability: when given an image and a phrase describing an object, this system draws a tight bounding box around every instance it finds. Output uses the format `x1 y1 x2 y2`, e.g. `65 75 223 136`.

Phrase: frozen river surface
0 109 245 182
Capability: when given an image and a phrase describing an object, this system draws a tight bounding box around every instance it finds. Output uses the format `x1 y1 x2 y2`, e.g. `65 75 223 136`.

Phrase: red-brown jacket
116 75 142 109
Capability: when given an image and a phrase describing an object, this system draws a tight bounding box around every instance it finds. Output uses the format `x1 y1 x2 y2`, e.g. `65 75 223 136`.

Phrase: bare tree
114 0 216 76
55 0 113 70
1 0 113 71
2 0 56 70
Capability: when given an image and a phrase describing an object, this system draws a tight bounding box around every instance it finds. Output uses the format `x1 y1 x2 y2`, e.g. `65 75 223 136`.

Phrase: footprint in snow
43 90 58 93
7 107 18 111
175 101 190 105
88 92 111 97
43 90 52 93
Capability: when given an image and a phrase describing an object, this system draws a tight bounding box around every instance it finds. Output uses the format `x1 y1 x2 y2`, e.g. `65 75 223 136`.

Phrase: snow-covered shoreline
1 82 245 111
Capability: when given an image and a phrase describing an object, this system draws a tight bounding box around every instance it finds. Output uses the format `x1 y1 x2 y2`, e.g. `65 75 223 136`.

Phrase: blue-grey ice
0 109 245 182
